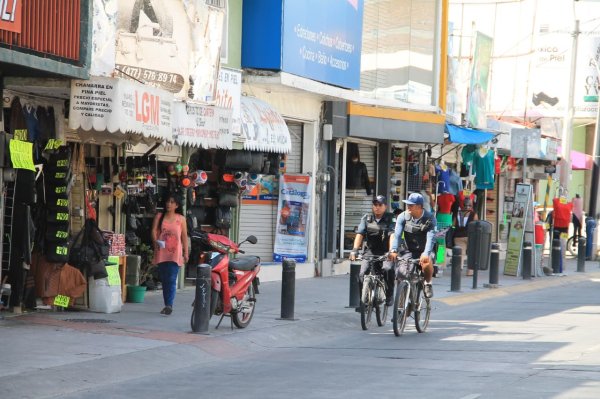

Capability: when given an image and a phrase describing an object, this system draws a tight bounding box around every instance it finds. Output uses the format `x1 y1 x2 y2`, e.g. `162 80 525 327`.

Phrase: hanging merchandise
346 143 372 195
435 161 451 193
472 146 495 190
460 144 476 177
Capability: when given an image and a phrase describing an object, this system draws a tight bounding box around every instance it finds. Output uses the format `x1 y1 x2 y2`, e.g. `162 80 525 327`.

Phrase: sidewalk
6 256 599 336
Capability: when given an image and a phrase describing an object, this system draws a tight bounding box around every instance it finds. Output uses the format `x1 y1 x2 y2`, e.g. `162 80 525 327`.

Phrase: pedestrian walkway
4 257 598 336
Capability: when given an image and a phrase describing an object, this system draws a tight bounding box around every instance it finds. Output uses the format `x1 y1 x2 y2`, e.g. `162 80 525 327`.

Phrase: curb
436 270 600 306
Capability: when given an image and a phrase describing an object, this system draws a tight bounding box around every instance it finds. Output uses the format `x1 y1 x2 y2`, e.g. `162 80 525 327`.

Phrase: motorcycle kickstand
215 313 233 330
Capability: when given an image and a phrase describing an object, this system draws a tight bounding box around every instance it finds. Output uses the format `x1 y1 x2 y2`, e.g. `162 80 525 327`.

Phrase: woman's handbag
218 187 239 208
69 219 110 275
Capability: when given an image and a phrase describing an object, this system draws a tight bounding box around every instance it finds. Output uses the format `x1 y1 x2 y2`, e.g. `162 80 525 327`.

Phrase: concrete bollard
348 262 361 308
522 241 532 280
280 259 296 320
577 237 586 273
551 239 561 274
191 264 211 334
451 246 462 292
489 243 500 286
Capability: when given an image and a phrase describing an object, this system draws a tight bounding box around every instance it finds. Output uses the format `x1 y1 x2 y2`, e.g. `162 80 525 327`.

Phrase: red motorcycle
190 230 260 329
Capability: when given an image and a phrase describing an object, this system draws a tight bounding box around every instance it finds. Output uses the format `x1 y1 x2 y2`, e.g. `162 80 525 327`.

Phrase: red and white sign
0 0 21 33
69 77 173 141
172 101 233 149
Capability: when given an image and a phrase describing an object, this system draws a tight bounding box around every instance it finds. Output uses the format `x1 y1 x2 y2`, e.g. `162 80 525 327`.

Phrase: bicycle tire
392 280 410 337
375 280 388 327
566 236 585 257
360 284 374 330
414 283 431 333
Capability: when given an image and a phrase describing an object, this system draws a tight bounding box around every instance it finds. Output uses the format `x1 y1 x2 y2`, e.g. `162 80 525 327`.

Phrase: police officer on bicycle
389 192 436 298
349 195 396 306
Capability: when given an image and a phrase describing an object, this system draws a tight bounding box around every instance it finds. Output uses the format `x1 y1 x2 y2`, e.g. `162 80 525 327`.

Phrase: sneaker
385 297 393 307
164 306 173 315
160 307 168 314
423 283 433 298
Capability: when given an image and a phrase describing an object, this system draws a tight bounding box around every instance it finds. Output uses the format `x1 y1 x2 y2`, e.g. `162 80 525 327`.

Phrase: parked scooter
189 230 260 329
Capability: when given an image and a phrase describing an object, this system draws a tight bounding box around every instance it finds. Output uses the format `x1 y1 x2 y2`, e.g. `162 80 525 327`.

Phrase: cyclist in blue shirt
389 192 436 298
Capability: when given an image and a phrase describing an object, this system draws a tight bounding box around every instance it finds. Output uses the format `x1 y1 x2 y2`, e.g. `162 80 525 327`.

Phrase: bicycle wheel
414 283 431 333
566 236 576 257
375 281 388 327
392 280 410 337
360 283 374 330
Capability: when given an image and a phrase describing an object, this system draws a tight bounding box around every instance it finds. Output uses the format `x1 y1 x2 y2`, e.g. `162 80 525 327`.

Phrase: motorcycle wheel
232 284 256 328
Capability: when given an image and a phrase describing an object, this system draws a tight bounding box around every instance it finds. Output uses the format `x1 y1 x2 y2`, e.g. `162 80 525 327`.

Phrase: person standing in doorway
572 194 584 243
152 194 189 315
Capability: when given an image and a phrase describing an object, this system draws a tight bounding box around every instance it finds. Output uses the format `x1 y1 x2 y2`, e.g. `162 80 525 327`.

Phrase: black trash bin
467 221 493 271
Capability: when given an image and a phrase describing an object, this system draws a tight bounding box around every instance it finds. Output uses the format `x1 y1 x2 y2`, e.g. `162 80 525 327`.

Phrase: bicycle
392 254 432 337
358 253 390 330
566 234 585 257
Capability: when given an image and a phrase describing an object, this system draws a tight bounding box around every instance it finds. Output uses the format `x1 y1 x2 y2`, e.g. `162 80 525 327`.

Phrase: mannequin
472 146 495 190
346 151 372 195
435 160 451 193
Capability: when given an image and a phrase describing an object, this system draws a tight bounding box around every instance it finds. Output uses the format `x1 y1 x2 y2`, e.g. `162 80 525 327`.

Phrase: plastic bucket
126 285 147 303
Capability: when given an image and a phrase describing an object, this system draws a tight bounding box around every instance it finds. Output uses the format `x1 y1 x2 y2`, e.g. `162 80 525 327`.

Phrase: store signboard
510 129 541 159
115 0 224 100
0 0 22 33
214 68 242 137
242 0 364 89
69 77 173 141
172 101 232 149
504 184 533 276
467 32 493 129
273 174 312 263
242 175 279 204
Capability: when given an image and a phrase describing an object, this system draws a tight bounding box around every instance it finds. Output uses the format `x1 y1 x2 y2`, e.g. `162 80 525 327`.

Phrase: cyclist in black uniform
389 192 436 298
349 195 396 306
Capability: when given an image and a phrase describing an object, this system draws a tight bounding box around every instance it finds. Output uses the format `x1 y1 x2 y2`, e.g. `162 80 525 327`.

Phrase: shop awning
240 96 292 153
172 101 233 149
68 77 173 142
571 150 593 170
446 123 495 144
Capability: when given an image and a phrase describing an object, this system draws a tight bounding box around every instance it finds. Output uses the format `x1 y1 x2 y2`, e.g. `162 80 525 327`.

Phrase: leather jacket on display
346 161 372 195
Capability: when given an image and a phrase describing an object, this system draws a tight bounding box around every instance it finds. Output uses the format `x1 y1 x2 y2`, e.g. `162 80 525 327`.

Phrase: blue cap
372 195 386 205
402 192 424 206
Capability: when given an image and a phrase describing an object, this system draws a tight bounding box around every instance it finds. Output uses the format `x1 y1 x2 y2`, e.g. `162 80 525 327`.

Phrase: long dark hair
158 193 183 232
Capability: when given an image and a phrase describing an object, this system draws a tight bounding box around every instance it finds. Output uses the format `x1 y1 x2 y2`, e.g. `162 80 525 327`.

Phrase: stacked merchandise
390 145 405 212
43 148 73 264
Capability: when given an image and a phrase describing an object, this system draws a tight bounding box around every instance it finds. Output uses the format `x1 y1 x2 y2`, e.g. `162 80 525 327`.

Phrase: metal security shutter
239 203 277 262
239 122 304 262
285 122 303 173
345 143 377 233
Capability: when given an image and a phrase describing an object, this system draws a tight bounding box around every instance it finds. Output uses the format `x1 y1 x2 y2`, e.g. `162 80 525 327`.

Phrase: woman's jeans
158 261 180 306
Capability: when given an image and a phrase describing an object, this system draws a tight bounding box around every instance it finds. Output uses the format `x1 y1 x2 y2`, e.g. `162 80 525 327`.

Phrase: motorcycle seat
229 256 260 271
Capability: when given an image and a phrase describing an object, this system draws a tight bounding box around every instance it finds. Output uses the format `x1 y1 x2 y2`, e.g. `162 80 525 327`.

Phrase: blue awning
446 123 495 144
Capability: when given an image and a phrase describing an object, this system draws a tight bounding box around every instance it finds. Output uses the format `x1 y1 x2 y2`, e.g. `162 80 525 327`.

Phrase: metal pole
560 19 579 188
522 241 532 280
191 264 211 334
577 237 586 272
451 246 462 292
348 262 360 308
551 238 561 274
489 243 500 286
472 223 481 289
280 259 296 320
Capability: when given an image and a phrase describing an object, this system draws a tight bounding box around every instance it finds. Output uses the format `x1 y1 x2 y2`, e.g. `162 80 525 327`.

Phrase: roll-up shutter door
239 122 303 262
344 143 377 236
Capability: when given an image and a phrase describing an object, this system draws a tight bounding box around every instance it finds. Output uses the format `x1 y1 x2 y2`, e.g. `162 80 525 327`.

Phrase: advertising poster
91 0 117 76
214 68 242 137
242 175 279 204
504 184 533 276
467 32 493 129
273 175 312 263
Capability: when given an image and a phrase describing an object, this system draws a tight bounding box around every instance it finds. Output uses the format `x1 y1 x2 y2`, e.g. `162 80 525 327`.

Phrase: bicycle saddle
229 256 260 271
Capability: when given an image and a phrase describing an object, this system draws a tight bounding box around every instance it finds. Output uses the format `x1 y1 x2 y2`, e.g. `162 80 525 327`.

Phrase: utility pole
560 19 579 188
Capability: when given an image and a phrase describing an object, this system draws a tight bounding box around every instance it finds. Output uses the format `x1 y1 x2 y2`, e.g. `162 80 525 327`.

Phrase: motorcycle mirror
246 235 258 244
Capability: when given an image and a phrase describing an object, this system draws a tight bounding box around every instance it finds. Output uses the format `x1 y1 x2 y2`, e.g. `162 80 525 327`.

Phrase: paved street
2 260 600 399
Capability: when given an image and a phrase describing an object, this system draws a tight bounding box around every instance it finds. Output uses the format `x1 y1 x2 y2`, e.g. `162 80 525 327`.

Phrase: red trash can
534 223 545 245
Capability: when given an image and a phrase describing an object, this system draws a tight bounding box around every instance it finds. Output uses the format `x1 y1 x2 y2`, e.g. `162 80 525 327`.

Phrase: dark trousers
359 256 395 300
573 215 582 242
158 261 180 307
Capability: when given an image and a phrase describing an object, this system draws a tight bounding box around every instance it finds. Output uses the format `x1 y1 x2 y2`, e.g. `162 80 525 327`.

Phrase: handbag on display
215 206 232 229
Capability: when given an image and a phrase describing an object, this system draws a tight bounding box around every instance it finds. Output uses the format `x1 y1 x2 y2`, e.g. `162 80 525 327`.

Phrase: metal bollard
489 243 500 286
191 264 211 334
451 246 462 292
348 262 360 308
577 237 586 273
280 259 296 320
522 241 532 280
551 239 561 274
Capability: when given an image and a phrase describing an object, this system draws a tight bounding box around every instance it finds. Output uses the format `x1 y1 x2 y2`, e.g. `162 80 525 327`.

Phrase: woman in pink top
151 194 189 315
